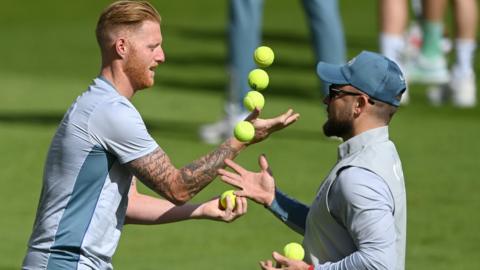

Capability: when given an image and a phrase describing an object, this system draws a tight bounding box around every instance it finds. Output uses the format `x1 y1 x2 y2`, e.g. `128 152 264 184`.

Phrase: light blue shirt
269 126 406 270
22 77 159 270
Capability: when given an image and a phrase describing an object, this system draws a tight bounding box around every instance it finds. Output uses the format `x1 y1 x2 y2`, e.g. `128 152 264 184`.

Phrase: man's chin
136 79 155 90
145 79 155 88
323 121 351 139
322 124 334 138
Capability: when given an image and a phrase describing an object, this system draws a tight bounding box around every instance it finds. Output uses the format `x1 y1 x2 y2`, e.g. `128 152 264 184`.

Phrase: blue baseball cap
316 51 406 106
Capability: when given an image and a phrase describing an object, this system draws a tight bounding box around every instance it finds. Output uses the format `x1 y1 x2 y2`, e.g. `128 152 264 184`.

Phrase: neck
100 61 135 99
344 121 386 141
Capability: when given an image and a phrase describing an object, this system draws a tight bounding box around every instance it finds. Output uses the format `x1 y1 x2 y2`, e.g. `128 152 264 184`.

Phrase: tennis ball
254 46 274 68
243 91 265 111
283 242 305 261
220 190 236 209
248 69 269 91
233 121 255 142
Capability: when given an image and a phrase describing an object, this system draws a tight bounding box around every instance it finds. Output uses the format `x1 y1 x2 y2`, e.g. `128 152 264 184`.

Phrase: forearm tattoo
127 140 240 204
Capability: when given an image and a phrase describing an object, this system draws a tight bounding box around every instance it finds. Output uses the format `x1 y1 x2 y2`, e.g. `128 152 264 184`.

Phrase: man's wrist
308 264 314 270
263 192 275 207
189 203 205 219
227 137 248 150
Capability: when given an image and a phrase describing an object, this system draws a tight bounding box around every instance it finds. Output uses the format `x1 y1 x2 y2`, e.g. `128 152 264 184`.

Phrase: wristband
308 265 314 270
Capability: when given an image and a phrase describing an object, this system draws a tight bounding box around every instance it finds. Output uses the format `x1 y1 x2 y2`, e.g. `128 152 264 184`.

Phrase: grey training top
22 77 159 270
269 126 406 270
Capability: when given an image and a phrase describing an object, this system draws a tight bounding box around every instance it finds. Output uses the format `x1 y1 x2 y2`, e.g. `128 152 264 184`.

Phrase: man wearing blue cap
219 51 407 269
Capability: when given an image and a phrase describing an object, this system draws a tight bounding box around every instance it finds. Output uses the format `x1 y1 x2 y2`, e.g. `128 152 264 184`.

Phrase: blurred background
0 0 479 269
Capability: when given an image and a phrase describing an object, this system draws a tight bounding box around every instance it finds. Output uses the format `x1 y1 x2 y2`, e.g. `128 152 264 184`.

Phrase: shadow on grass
171 25 379 64
164 52 314 71
169 25 318 71
0 112 63 125
172 25 312 46
0 265 18 270
0 112 323 142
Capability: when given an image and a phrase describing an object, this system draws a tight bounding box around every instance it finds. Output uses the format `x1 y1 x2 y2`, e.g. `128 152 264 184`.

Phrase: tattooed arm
126 108 299 205
126 138 245 205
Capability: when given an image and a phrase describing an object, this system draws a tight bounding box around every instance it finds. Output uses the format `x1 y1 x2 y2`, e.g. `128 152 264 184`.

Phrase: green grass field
1 1 479 269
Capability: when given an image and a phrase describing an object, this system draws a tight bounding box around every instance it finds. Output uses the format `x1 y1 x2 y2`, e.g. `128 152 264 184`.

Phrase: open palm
245 108 299 145
218 155 276 206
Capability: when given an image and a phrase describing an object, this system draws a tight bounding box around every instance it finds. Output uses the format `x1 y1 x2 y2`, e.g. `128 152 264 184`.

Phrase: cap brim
316 62 349 85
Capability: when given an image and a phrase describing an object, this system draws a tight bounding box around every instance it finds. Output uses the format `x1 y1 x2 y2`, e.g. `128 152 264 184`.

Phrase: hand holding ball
283 242 305 261
220 190 237 209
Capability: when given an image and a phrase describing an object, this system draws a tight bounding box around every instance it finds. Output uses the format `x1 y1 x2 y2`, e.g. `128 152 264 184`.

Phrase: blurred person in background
379 0 410 104
199 0 346 144
407 0 478 107
22 1 299 269
219 51 407 270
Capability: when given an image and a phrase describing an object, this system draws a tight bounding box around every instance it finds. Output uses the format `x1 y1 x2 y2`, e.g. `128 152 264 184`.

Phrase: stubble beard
125 50 154 91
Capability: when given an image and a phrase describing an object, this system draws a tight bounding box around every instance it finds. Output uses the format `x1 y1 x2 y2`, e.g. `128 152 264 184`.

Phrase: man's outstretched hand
218 154 275 207
243 108 299 145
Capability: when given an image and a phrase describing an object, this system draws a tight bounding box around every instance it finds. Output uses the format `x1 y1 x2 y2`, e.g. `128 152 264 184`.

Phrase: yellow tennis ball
254 46 275 68
220 190 236 209
283 242 305 261
243 91 265 111
233 121 255 142
248 69 269 91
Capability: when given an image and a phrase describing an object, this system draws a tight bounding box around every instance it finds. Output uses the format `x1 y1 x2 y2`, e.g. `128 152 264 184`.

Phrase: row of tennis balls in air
234 46 274 142
225 44 303 259
224 47 304 264
220 190 305 263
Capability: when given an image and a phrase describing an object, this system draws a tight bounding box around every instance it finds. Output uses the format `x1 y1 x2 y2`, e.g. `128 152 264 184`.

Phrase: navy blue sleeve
267 189 310 235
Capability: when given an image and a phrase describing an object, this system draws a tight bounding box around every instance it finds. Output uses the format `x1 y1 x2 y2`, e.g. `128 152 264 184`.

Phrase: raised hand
244 108 299 145
218 154 275 207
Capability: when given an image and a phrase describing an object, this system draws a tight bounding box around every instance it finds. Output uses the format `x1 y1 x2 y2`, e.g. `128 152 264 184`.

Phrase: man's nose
155 49 165 63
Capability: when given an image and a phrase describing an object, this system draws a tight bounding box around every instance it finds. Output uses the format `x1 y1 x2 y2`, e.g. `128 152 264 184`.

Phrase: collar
337 126 389 159
95 76 118 94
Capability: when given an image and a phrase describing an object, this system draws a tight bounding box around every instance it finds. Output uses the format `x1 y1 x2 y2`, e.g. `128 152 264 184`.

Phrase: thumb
244 107 260 121
259 154 273 176
272 251 289 266
224 194 234 211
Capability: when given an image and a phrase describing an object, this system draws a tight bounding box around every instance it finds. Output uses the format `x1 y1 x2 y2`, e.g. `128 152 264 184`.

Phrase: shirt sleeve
267 189 310 235
317 167 396 270
89 99 160 164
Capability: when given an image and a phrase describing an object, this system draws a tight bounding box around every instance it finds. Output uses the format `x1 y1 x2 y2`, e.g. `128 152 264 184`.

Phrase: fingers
218 168 241 180
219 172 243 189
245 107 260 122
279 109 299 125
272 252 288 266
284 112 300 126
224 159 247 174
258 154 272 175
233 189 248 198
222 196 247 222
224 193 234 210
259 260 275 270
234 196 247 215
233 190 262 205
266 109 299 130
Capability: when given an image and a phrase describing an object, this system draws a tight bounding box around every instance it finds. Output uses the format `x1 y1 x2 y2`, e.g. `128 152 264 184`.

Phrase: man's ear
115 38 128 58
353 95 368 116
